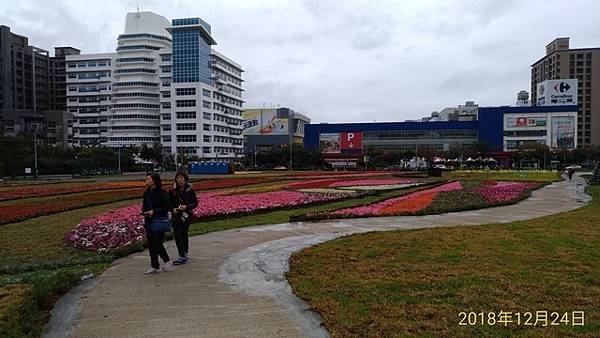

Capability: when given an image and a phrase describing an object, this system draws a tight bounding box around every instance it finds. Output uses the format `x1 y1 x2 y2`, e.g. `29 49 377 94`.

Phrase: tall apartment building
1 25 78 147
67 12 244 161
66 53 115 146
0 25 50 111
531 37 600 146
49 47 81 111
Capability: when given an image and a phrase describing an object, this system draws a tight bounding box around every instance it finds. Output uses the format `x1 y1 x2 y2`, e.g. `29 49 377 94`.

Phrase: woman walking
142 173 174 274
169 171 198 265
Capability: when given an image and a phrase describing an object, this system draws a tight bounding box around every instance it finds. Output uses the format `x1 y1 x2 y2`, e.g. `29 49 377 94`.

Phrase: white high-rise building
108 12 171 147
66 53 115 146
66 12 244 161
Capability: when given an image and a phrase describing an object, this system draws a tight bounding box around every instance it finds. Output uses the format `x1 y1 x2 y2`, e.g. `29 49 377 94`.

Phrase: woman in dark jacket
142 173 173 274
169 171 198 265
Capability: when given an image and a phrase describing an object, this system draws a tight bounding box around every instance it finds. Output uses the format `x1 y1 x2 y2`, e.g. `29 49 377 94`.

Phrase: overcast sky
1 0 598 122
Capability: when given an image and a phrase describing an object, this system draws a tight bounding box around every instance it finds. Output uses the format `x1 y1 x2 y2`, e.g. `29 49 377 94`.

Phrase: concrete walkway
47 175 591 338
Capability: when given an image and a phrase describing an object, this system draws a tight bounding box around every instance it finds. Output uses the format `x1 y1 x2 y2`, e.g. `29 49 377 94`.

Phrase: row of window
111 125 160 131
116 57 154 63
67 61 111 68
504 130 548 137
115 68 156 74
116 45 162 51
111 114 159 120
113 82 158 87
176 88 196 96
112 92 159 99
109 137 160 142
113 103 160 109
118 33 171 42
70 85 109 92
68 72 110 79
363 131 478 140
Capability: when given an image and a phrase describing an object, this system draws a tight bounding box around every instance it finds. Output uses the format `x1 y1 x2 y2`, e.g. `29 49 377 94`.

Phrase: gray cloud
0 0 598 123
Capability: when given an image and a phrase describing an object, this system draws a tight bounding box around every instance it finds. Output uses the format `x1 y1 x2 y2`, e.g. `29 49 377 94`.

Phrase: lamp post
117 144 122 175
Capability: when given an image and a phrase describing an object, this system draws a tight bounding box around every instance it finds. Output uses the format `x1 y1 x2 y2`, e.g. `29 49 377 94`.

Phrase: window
202 89 211 97
161 113 171 120
203 135 211 142
177 135 197 142
203 112 212 120
203 124 211 131
161 91 171 98
176 111 196 119
176 88 196 96
177 123 196 131
162 80 171 87
161 55 171 61
162 135 172 142
202 101 211 108
176 100 196 107
162 102 171 109
162 124 171 131
161 66 172 73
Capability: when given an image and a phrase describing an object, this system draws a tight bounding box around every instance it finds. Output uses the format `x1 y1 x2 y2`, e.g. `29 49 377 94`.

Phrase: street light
31 122 43 178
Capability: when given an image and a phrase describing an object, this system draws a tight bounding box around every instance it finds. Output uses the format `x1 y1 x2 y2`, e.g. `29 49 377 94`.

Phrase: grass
0 179 428 337
444 170 562 182
286 185 600 337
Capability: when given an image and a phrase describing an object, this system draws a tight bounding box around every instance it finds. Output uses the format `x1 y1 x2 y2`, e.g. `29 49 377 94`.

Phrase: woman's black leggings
146 228 170 269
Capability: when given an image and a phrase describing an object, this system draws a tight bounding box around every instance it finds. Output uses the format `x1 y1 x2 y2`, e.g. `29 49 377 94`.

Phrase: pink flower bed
327 181 463 217
66 205 145 252
67 190 356 252
474 181 539 203
329 179 414 187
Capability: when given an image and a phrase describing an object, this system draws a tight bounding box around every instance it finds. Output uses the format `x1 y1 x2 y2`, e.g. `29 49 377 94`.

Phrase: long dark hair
147 173 162 190
174 171 189 190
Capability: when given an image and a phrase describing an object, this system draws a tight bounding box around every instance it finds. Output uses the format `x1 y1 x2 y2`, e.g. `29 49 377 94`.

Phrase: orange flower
378 191 438 215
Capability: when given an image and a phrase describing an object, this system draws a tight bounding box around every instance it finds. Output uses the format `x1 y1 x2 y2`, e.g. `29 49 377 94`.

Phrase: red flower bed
190 177 276 190
0 181 144 201
474 181 539 203
0 189 143 225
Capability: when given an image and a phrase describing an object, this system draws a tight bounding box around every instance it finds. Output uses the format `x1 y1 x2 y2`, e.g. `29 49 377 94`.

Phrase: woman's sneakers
173 256 189 265
161 260 175 272
144 268 160 274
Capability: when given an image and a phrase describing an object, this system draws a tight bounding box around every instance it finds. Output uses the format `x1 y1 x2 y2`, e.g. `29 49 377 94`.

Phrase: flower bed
327 181 462 218
0 189 144 225
328 179 414 187
66 190 359 252
0 181 145 201
295 180 542 221
190 177 277 191
337 183 426 191
474 181 540 203
66 204 145 252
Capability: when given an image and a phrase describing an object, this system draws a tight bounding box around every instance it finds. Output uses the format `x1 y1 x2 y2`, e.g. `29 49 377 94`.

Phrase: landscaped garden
0 170 574 337
287 183 599 337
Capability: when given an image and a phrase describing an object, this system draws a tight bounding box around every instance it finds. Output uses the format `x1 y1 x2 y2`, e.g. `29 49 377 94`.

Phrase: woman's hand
144 210 153 217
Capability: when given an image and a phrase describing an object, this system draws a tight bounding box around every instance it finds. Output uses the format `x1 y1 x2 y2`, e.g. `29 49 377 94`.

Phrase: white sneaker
161 261 175 272
144 268 160 275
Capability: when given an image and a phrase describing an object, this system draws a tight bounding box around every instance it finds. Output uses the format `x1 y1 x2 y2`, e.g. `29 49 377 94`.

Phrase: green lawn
287 185 599 337
0 181 426 337
444 170 562 182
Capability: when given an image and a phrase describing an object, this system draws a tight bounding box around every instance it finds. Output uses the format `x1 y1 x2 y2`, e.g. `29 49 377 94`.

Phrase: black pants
146 228 170 269
172 219 190 257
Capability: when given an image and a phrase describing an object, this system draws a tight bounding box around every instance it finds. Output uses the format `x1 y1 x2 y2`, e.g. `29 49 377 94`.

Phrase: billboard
243 109 289 136
319 133 341 153
536 79 577 106
551 116 575 148
340 132 363 152
319 132 364 154
505 115 547 128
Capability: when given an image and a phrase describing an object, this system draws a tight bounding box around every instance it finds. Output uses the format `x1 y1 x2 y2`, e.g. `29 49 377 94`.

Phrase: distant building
531 37 600 146
0 25 78 148
243 107 310 154
410 101 479 122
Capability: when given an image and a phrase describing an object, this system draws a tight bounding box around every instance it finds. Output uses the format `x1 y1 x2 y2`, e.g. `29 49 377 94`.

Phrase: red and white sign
340 132 362 151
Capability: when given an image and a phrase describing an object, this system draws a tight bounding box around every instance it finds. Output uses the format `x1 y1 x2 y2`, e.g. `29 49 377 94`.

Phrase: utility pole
118 144 122 174
33 127 38 178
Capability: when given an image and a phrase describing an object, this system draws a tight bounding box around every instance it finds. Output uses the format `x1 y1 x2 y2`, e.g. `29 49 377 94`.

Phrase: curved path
47 175 590 338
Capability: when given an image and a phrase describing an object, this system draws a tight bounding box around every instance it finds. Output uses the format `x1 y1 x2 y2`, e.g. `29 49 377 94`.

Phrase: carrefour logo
553 82 571 93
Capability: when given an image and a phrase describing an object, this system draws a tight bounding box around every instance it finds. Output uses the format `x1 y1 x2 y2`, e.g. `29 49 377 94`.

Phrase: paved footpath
46 175 591 338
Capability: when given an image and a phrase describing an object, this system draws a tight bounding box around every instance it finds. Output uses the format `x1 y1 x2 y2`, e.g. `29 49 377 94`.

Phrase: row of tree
2 133 599 178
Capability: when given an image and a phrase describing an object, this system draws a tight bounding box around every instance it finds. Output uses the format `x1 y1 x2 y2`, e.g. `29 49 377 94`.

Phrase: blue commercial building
304 105 578 166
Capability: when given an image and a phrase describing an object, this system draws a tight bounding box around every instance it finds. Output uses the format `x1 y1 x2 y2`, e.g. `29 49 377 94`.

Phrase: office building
531 37 600 146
